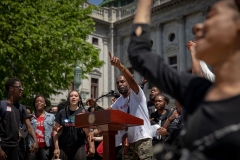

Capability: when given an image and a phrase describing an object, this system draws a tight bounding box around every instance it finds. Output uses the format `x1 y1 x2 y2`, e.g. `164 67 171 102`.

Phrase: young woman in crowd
150 95 172 145
53 90 95 160
128 0 240 159
27 95 55 160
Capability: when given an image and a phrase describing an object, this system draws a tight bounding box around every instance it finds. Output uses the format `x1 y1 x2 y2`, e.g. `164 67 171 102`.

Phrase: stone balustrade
85 0 172 23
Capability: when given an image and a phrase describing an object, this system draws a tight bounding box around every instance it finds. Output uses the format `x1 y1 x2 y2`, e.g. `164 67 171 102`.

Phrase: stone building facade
51 0 217 107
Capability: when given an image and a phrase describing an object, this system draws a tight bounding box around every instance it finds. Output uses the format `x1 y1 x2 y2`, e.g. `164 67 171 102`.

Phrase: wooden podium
75 110 143 160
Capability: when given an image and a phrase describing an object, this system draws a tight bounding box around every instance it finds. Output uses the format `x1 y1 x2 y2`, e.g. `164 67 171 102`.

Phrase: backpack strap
19 104 23 118
0 100 7 123
19 104 24 127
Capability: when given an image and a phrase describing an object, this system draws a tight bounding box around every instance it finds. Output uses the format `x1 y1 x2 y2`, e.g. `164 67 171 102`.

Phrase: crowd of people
1 0 240 159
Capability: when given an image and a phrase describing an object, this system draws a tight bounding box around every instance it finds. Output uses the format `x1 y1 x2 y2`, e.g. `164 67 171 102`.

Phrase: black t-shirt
0 102 30 148
147 101 171 117
128 24 240 159
150 108 172 126
183 96 240 159
55 107 87 149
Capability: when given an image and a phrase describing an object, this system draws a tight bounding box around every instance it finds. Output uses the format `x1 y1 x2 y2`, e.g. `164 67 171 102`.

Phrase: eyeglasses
12 86 24 90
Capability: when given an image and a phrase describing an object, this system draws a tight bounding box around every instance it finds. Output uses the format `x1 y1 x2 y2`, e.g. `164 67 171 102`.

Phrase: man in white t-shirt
109 52 153 160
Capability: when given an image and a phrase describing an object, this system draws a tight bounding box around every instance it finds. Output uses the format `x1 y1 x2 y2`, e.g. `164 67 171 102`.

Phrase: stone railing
85 0 172 23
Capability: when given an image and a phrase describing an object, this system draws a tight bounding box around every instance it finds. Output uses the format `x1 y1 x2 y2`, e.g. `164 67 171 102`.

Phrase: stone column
116 36 123 77
156 23 163 56
102 38 109 108
177 16 186 72
108 23 115 102
103 8 109 21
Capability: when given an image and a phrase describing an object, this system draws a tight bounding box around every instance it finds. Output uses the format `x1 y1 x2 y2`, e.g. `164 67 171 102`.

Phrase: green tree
0 0 104 106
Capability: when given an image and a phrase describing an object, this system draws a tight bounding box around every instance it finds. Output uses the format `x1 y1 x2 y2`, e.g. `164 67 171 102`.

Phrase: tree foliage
0 0 104 106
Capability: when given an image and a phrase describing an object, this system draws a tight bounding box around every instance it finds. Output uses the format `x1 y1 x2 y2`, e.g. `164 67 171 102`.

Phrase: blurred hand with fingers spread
111 97 117 104
86 98 95 107
169 110 179 121
141 77 148 85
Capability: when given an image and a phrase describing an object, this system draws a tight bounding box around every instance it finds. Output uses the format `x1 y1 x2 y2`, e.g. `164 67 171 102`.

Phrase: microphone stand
94 92 111 111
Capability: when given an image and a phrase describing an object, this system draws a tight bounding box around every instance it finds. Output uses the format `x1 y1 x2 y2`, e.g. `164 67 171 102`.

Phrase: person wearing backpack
0 78 38 160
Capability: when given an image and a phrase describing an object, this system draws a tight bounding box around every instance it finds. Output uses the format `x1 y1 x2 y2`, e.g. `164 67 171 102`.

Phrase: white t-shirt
111 86 152 146
199 60 215 82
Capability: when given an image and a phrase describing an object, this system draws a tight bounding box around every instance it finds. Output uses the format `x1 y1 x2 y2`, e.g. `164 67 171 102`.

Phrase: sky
88 0 103 6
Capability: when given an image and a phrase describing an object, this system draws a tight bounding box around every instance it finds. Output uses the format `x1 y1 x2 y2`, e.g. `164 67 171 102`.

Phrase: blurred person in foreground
128 0 240 159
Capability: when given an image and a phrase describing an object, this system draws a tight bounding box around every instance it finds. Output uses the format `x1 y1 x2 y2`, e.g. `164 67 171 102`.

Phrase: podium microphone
106 90 120 98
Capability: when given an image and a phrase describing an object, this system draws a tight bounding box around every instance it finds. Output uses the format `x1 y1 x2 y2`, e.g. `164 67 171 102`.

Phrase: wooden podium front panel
75 110 144 160
75 110 143 128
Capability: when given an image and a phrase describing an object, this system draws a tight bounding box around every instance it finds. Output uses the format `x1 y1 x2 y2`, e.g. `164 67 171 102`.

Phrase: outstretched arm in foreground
187 41 204 77
128 0 212 107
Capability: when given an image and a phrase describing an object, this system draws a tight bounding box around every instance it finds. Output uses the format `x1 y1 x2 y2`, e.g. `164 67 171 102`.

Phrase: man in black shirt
0 78 38 160
150 95 172 146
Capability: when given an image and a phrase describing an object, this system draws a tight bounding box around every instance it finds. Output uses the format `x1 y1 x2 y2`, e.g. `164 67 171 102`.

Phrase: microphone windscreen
114 92 121 98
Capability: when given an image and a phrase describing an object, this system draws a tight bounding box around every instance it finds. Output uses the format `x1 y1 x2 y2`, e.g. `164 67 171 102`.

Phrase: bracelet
119 66 126 72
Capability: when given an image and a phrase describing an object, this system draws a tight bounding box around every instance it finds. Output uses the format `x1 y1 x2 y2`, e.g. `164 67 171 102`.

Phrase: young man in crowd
140 77 170 117
0 78 38 160
109 52 153 160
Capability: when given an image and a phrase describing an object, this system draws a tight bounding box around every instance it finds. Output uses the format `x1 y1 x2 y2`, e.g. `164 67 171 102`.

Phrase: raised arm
109 52 139 94
129 0 190 105
128 0 212 107
199 61 215 82
187 41 204 77
139 77 148 90
188 41 215 82
133 0 152 24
